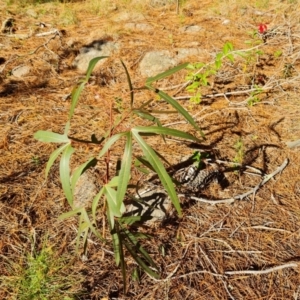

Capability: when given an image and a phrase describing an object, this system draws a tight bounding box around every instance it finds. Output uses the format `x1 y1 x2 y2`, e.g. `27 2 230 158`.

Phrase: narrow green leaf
227 54 234 62
105 186 123 218
133 111 166 142
116 132 132 213
85 56 108 80
120 59 134 108
146 63 189 85
123 239 159 279
133 110 157 122
108 209 120 265
81 208 104 241
106 176 120 187
78 221 89 252
69 82 85 120
71 157 97 193
123 226 157 268
64 120 71 136
119 216 142 225
91 187 105 221
98 132 128 159
132 131 181 216
76 213 85 252
34 131 70 143
60 144 75 207
45 143 70 178
134 126 200 142
58 207 83 220
155 89 205 138
115 222 127 292
135 156 156 173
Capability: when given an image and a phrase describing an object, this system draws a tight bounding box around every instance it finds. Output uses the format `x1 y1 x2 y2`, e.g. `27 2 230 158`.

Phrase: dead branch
225 262 298 275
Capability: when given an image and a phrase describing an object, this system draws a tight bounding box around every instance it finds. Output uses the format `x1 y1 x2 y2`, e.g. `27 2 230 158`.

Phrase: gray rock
26 9 38 18
180 24 202 33
124 23 153 31
72 41 120 73
175 48 205 60
150 0 175 7
139 50 177 77
12 65 30 78
124 184 172 225
112 12 145 22
73 172 97 208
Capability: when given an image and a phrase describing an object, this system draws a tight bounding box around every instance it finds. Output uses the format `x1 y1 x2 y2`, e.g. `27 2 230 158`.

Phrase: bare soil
1 0 300 299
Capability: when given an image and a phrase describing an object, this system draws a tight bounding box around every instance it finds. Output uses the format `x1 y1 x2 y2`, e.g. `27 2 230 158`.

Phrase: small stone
72 41 119 73
139 50 177 77
124 23 153 31
12 65 30 78
222 19 230 25
73 172 97 209
112 12 145 22
180 24 202 33
26 9 38 18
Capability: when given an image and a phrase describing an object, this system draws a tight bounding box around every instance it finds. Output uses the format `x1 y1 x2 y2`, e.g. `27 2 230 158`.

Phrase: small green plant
34 57 204 287
274 50 283 58
1 237 82 299
247 85 263 106
233 138 244 165
283 63 294 78
185 42 234 103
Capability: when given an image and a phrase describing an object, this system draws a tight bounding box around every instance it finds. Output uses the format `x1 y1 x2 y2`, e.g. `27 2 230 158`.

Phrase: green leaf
98 132 128 159
146 63 189 85
34 131 70 143
120 59 134 108
106 176 120 187
45 143 70 178
80 208 104 241
134 125 200 142
148 89 205 138
92 187 105 221
85 56 108 80
121 227 159 279
105 186 125 220
60 144 75 207
133 110 157 122
59 206 104 250
132 130 181 216
116 132 132 214
119 216 142 225
123 226 158 269
64 120 71 136
134 156 155 174
58 206 83 220
69 82 85 120
108 209 121 265
71 157 97 193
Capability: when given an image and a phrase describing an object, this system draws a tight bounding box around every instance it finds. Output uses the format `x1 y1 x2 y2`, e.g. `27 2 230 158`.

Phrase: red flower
258 23 267 34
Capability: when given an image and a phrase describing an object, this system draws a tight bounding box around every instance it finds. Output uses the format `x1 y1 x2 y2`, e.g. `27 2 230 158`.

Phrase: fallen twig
225 262 298 275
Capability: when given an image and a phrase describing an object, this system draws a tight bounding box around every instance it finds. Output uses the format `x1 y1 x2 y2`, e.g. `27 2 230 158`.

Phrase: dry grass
1 0 300 299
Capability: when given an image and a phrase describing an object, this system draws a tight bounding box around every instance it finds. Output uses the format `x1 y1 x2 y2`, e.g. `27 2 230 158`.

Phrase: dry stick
35 29 60 37
190 158 289 205
245 225 292 233
174 86 272 101
225 262 298 275
31 30 60 54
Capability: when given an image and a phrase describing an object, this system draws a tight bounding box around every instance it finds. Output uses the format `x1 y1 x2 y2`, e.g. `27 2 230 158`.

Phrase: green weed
233 138 244 165
1 237 83 299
